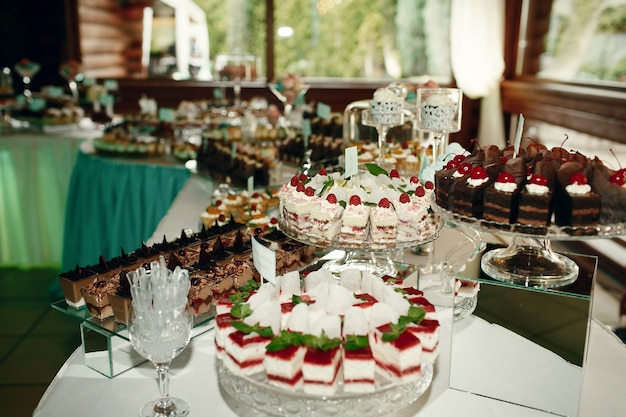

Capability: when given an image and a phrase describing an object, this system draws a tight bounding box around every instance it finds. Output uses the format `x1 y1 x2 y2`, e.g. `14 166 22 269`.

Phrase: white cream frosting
373 88 402 103
467 177 489 187
525 183 549 195
565 183 591 195
494 182 517 193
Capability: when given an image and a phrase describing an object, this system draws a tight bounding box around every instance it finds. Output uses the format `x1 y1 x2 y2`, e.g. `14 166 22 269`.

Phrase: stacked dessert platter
427 138 626 289
215 268 439 417
277 87 443 278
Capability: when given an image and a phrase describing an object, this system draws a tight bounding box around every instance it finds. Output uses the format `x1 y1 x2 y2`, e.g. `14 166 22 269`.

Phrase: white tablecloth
32 315 626 417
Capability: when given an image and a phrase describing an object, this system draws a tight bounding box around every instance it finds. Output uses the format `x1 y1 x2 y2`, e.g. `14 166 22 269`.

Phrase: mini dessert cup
58 266 98 308
81 279 115 320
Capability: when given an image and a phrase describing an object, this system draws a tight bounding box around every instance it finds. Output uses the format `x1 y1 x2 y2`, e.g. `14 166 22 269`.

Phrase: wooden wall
76 0 149 78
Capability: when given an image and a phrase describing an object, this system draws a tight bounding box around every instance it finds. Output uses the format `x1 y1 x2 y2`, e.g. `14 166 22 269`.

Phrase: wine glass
361 109 405 167
59 60 84 101
415 88 462 161
128 262 192 417
14 58 41 101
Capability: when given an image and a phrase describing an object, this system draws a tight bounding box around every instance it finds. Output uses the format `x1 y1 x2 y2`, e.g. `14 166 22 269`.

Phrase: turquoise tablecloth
0 132 88 267
61 151 191 272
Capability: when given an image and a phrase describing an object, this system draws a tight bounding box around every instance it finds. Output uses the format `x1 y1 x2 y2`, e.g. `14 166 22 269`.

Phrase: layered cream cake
279 164 441 246
216 268 440 395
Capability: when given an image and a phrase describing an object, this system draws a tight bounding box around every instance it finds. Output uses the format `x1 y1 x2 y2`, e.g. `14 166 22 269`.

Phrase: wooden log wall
77 0 149 78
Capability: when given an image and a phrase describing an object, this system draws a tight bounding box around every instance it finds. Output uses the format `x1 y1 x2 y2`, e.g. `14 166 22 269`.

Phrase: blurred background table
61 142 191 272
0 129 100 268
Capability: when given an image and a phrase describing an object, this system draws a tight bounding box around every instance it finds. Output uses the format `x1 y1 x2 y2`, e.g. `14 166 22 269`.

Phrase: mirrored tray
430 198 626 288
430 199 626 240
51 300 215 339
453 294 478 322
217 358 433 417
278 215 443 252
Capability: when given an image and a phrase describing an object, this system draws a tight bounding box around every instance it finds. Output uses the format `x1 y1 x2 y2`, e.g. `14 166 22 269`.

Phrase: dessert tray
51 300 215 339
277 215 443 252
217 359 433 417
431 199 626 288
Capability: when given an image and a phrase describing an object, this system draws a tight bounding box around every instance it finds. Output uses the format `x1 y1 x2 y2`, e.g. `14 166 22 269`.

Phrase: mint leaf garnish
318 177 335 196
302 331 342 352
230 303 252 319
266 330 304 352
365 163 389 177
231 320 273 337
344 334 369 350
381 322 406 342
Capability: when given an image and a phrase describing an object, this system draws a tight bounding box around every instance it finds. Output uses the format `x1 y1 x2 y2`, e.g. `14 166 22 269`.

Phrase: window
194 0 453 83
501 0 626 145
538 0 626 85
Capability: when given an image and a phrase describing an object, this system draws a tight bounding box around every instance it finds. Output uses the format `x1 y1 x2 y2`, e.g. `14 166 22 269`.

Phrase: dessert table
33 309 626 417
61 142 192 272
0 128 101 267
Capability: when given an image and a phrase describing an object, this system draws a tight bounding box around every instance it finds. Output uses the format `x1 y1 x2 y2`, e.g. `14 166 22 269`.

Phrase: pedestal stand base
480 237 579 289
323 251 397 277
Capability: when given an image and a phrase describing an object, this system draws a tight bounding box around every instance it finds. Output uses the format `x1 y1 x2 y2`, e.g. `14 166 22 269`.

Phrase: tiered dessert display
278 163 442 276
427 139 626 288
216 268 438 417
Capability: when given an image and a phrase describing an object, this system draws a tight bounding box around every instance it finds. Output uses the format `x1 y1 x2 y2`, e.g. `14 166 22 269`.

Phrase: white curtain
450 0 506 147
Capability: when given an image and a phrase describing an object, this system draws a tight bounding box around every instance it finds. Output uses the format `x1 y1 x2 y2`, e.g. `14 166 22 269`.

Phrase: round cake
215 268 439 395
278 164 441 247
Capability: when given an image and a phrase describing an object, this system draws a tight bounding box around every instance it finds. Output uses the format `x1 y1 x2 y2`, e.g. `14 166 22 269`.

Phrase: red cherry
415 186 426 197
215 199 222 206
298 173 308 182
290 176 299 187
458 162 472 175
425 181 434 190
326 193 338 204
410 176 419 184
453 154 466 164
318 168 328 176
349 195 362 206
609 171 626 186
250 204 257 211
296 183 305 192
378 198 391 208
470 167 488 180
252 192 261 198
497 172 515 183
401 142 409 149
270 217 278 225
399 193 411 204
569 172 587 185
529 174 548 186
445 160 459 170
390 169 400 179
305 186 315 196
218 214 226 222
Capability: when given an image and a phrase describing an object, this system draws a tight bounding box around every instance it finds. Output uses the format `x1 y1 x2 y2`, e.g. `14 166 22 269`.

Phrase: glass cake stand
430 199 626 289
217 358 433 417
278 215 443 277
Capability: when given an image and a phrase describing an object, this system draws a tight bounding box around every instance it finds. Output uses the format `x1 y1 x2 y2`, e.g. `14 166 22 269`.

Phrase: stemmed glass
415 88 462 161
128 261 192 417
413 88 463 273
59 60 84 101
361 109 405 167
14 58 41 101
